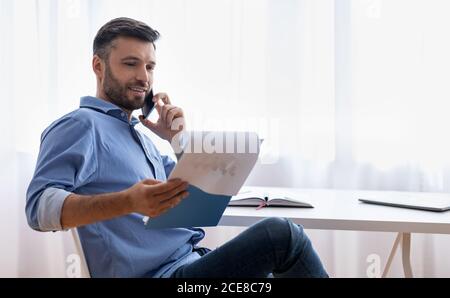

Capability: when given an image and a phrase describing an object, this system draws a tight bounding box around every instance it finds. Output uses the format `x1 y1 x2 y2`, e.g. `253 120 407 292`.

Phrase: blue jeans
171 217 328 278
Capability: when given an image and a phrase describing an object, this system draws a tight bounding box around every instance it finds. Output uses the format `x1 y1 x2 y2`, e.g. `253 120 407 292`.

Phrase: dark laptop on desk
359 196 450 212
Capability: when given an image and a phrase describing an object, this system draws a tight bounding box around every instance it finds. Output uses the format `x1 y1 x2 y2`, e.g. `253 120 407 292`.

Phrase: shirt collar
80 96 140 126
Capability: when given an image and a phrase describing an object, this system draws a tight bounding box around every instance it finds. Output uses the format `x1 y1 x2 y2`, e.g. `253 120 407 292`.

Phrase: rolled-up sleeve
26 117 97 232
37 187 72 231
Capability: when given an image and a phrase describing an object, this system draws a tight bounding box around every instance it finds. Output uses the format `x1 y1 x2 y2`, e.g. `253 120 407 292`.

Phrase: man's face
100 36 156 112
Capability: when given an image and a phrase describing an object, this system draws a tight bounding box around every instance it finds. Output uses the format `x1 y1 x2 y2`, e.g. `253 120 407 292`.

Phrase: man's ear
92 55 104 81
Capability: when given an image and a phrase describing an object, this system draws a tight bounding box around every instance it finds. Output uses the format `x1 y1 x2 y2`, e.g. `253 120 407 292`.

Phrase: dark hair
93 17 160 59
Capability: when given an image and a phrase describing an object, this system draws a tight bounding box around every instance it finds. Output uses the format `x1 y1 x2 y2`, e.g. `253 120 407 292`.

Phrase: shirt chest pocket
97 133 165 183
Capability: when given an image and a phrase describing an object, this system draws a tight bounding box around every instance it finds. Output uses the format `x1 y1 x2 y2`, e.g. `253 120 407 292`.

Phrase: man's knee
257 217 308 246
257 217 290 230
257 217 303 232
255 217 293 243
253 218 308 265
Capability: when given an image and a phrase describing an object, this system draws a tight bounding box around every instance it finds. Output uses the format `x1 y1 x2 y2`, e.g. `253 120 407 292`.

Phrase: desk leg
401 233 413 278
382 232 413 278
382 233 401 278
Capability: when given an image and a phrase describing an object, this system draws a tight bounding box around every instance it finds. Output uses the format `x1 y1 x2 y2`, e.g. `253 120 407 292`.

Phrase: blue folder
144 184 232 229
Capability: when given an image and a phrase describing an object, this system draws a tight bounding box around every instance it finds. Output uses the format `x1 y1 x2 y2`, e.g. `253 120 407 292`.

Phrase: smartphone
141 89 154 119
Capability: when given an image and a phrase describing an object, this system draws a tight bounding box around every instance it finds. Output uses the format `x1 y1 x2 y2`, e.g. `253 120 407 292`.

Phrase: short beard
103 61 148 112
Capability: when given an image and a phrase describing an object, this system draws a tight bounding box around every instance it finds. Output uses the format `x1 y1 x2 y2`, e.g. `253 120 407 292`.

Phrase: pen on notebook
256 202 267 210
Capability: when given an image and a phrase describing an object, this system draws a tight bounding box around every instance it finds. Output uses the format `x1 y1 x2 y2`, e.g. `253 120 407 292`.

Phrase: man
26 17 328 278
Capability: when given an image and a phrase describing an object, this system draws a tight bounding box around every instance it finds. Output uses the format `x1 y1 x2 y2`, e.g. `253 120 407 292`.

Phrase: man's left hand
139 92 186 143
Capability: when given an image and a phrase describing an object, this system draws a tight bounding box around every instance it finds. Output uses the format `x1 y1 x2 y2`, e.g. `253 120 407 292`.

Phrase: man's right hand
61 178 189 229
124 178 190 218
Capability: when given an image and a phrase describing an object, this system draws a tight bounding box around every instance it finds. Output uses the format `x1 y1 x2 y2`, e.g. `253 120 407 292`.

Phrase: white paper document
168 131 261 196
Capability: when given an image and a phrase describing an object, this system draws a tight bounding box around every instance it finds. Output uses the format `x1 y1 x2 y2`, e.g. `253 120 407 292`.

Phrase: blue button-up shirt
26 96 204 277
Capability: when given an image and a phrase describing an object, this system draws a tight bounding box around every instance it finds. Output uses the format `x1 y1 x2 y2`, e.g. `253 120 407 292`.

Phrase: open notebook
358 196 450 212
229 188 313 209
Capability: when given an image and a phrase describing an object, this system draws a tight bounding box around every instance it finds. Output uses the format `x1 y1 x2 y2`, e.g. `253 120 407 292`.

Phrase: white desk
218 187 450 277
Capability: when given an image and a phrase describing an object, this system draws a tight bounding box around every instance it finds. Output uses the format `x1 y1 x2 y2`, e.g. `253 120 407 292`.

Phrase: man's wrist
120 189 135 214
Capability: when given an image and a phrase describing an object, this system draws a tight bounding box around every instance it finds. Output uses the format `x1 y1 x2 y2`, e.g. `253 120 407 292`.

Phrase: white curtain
1 0 450 277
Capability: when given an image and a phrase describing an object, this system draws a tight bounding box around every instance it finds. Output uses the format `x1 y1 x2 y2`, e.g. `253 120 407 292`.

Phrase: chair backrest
70 229 91 278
